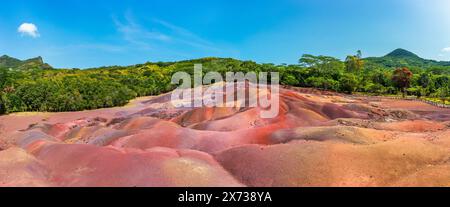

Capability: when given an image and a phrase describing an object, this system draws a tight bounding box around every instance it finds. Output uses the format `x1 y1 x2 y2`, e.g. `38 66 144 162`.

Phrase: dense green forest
0 48 449 114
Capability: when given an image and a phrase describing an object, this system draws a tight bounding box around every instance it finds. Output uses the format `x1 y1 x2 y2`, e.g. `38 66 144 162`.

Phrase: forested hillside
0 55 52 70
364 48 450 72
0 49 449 114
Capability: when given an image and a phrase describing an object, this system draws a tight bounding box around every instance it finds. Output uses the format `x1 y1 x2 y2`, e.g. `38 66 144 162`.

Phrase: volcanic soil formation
0 84 449 186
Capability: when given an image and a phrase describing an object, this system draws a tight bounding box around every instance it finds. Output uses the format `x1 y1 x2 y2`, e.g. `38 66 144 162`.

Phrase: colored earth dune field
0 85 449 187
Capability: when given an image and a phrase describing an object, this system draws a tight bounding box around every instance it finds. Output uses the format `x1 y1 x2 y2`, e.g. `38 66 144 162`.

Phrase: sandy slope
0 85 449 186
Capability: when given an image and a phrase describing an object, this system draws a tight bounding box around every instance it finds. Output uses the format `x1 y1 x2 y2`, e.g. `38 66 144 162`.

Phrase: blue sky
1 0 450 68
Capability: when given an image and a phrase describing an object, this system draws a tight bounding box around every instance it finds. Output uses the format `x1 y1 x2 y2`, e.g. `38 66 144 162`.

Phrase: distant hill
385 48 421 59
364 48 450 68
0 55 52 70
2 49 450 72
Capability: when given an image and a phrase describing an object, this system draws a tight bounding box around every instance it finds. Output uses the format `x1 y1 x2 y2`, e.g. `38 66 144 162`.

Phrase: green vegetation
0 48 449 114
365 48 450 68
392 67 413 98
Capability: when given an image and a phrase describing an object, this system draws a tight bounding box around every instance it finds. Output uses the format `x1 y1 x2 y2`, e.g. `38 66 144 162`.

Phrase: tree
392 67 413 98
345 52 364 73
281 74 299 86
369 69 391 87
339 73 358 94
0 93 5 114
356 50 362 59
407 86 426 98
305 76 339 91
433 75 450 88
433 86 449 104
417 73 431 88
299 54 344 79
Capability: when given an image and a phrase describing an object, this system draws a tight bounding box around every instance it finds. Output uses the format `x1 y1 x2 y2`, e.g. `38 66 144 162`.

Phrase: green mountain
385 48 421 59
364 48 450 68
0 55 52 70
2 48 449 72
0 55 22 68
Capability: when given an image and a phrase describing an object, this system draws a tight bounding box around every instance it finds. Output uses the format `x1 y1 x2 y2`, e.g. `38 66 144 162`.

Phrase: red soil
0 85 449 186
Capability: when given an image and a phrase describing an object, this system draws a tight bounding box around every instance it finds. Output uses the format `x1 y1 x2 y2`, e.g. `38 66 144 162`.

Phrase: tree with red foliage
392 67 413 98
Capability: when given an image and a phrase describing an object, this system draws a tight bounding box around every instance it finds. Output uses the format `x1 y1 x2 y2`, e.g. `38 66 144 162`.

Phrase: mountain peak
0 54 19 60
0 55 51 69
385 48 420 59
0 55 22 68
24 56 44 64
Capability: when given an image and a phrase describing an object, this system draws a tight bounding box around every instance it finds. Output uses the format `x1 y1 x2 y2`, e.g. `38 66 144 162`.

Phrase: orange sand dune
0 85 449 187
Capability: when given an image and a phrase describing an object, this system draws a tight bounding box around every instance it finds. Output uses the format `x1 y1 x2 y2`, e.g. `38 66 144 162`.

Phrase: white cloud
442 47 450 52
18 23 40 38
152 18 220 52
112 11 223 53
113 13 170 50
